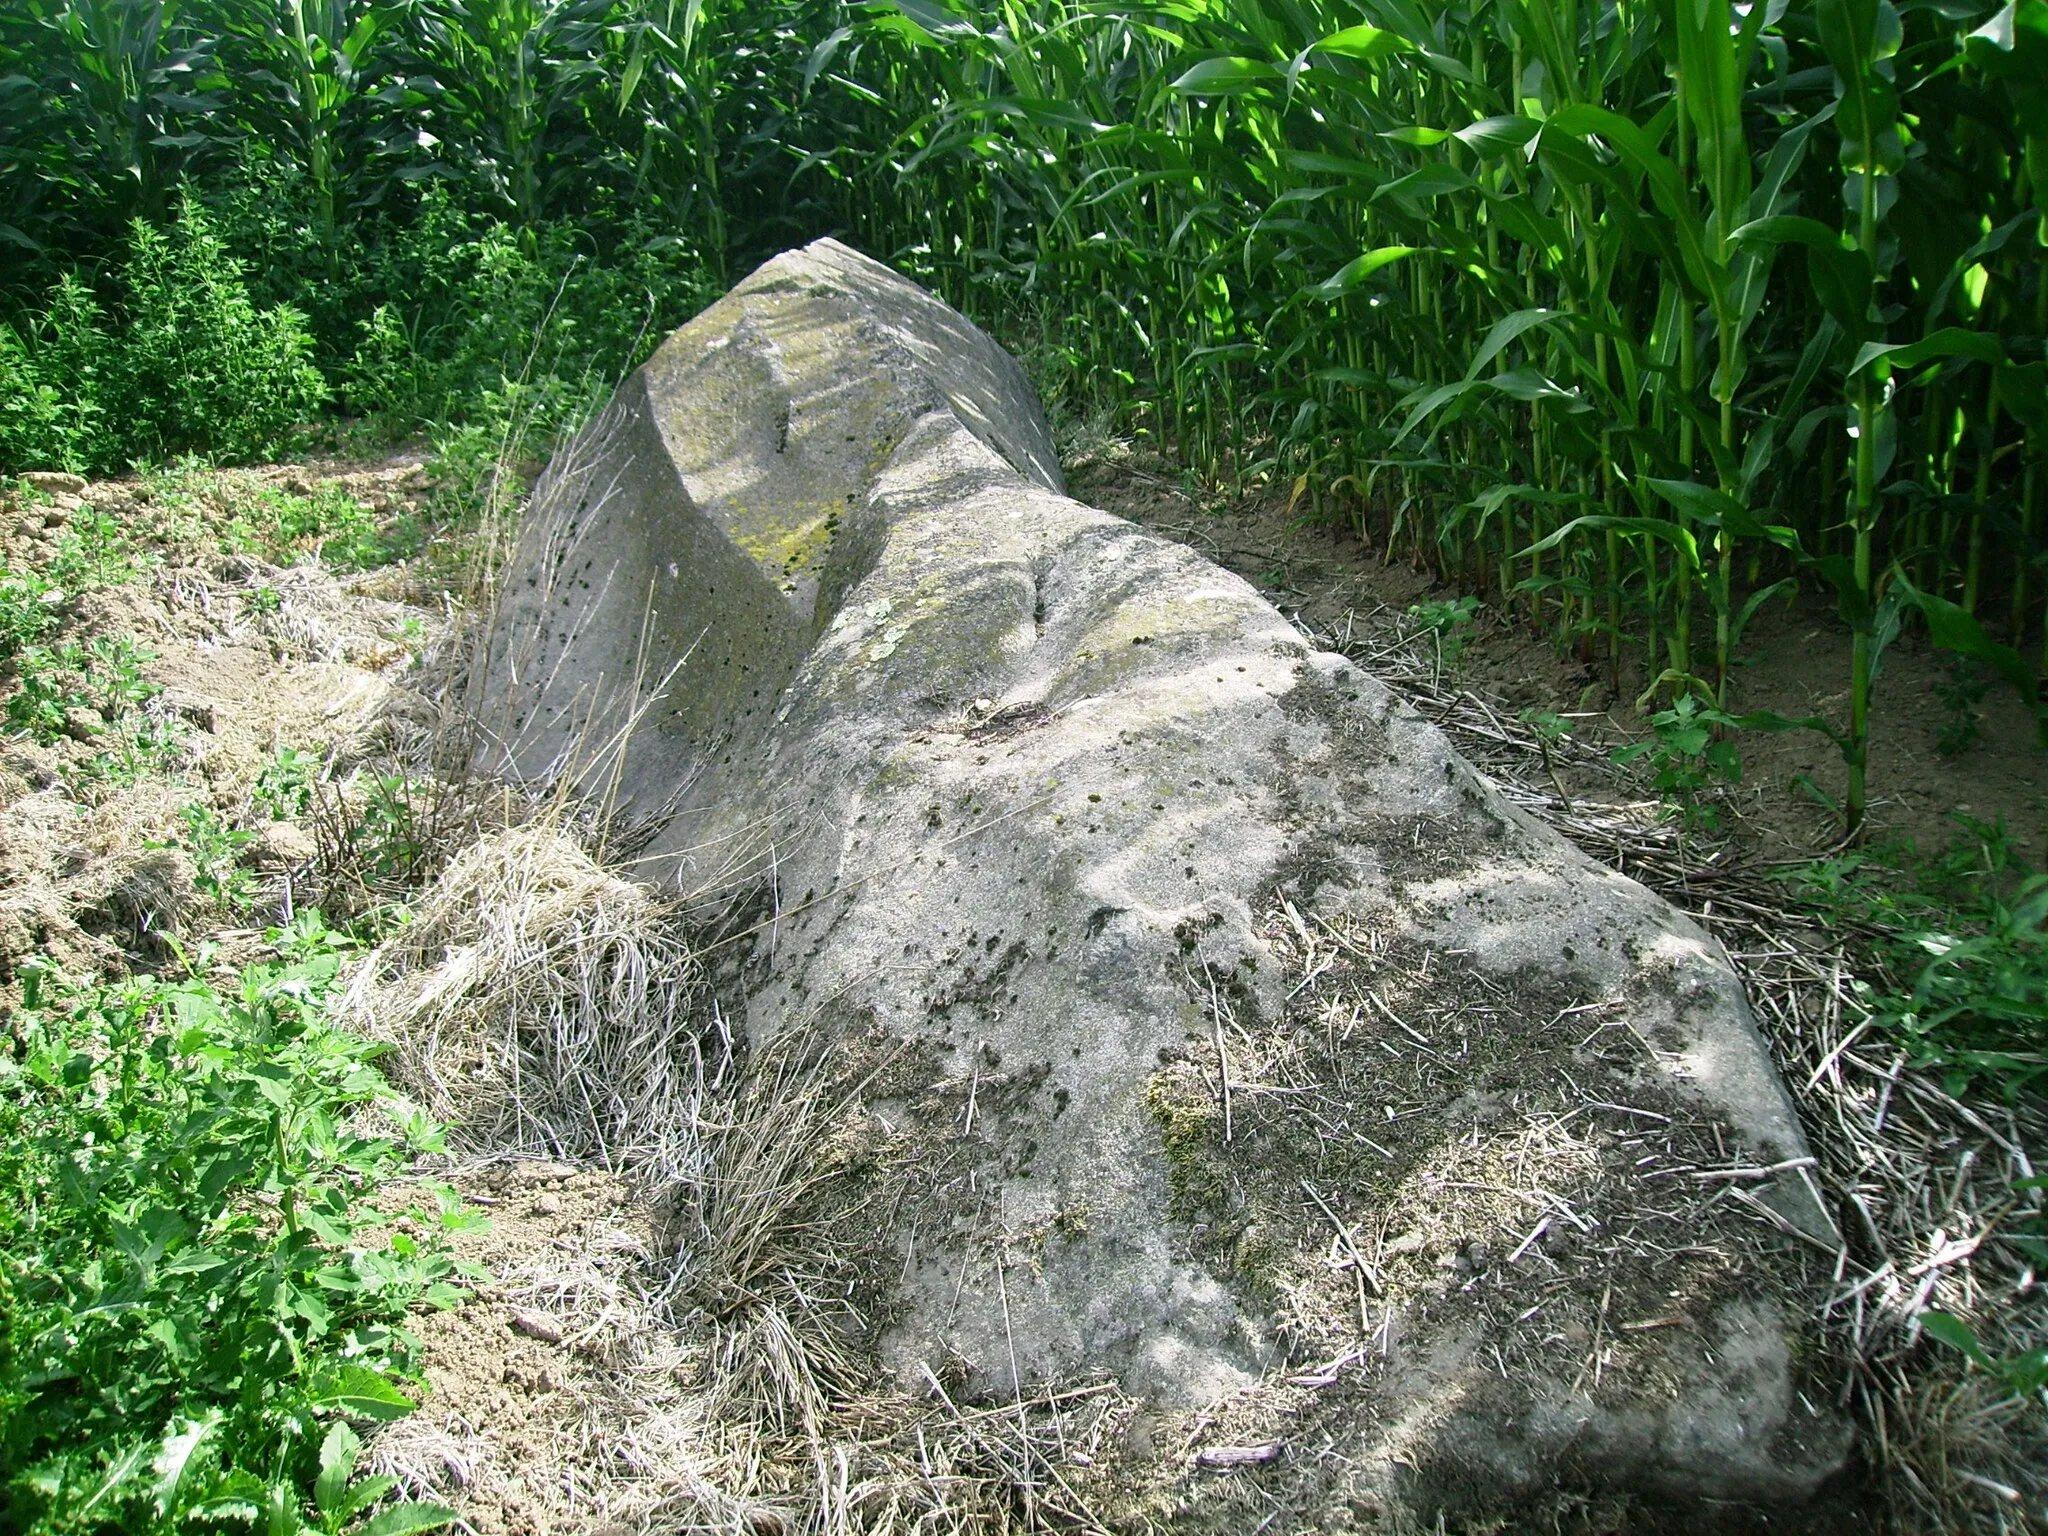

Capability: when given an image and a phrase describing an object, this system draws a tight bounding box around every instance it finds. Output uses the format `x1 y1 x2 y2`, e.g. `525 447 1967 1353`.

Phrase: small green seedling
256 744 320 819
1407 595 1481 671
1612 694 1743 832
1920 1305 2048 1402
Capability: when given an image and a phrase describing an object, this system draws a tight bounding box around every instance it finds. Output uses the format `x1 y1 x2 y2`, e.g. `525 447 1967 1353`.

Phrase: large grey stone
478 238 1848 1517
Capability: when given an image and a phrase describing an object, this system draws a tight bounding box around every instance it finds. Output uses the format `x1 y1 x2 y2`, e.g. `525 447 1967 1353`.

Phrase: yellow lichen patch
724 504 837 586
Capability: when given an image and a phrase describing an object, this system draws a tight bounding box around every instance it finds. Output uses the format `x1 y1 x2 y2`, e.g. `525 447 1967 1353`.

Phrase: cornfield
5 0 2048 830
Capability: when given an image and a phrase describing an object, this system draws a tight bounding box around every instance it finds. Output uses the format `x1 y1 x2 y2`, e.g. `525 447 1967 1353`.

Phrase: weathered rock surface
480 238 1849 1516
19 471 87 497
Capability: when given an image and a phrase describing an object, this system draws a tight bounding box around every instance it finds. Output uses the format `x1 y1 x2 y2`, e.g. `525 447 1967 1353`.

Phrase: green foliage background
2 0 2047 1046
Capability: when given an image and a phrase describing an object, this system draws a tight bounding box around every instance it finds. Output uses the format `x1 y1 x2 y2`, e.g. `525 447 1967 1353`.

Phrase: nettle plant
0 196 327 476
0 913 474 1535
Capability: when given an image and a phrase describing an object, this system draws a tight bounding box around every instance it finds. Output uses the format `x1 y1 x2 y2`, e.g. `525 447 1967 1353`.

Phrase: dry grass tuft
346 821 714 1177
659 1028 1148 1535
687 1033 895 1469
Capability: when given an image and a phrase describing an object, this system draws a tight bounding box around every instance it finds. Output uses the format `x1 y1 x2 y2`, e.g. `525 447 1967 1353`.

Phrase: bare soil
0 460 446 986
370 1159 715 1536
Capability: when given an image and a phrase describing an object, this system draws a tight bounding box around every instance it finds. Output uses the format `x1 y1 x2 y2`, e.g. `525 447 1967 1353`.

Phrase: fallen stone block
479 238 1850 1518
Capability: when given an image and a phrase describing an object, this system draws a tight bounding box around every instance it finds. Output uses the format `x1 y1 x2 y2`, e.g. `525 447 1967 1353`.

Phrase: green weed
1406 595 1481 671
127 467 424 574
255 746 320 821
1612 695 1745 831
75 711 186 794
1786 819 2048 1095
349 774 425 888
238 485 421 573
157 802 260 913
46 505 140 590
0 281 111 476
6 643 94 742
307 1421 443 1536
4 637 159 747
426 373 601 517
0 197 326 474
0 561 66 660
1921 1302 2048 1403
0 914 469 1534
112 199 329 465
1876 872 2048 1093
1936 654 1993 758
82 636 156 714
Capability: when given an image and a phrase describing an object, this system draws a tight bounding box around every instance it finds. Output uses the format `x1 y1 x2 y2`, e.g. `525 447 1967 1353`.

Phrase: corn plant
403 0 618 231
200 0 408 264
0 0 229 242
